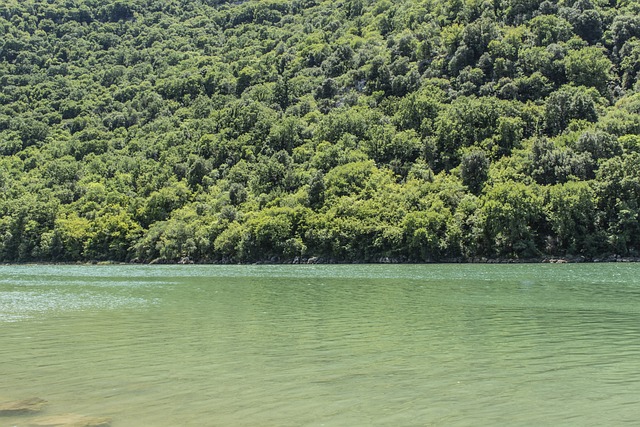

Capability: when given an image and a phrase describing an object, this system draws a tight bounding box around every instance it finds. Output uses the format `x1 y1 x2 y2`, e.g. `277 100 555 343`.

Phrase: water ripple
1 264 639 426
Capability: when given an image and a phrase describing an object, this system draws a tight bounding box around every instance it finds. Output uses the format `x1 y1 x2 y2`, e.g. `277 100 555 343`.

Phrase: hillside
1 0 639 263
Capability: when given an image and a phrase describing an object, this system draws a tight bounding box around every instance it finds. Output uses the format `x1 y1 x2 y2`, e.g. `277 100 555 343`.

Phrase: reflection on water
0 290 151 322
1 264 640 426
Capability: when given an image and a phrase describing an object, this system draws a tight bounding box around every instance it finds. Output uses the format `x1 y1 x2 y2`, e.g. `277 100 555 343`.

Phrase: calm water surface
1 264 639 426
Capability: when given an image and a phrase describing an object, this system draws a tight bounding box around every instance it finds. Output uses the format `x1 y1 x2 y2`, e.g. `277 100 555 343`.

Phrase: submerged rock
0 397 47 415
29 413 111 427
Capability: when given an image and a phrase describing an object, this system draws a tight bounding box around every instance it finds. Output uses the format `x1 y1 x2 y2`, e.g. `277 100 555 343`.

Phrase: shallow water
1 264 639 426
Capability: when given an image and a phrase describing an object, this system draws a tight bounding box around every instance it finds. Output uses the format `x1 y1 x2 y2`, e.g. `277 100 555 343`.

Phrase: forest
0 0 639 263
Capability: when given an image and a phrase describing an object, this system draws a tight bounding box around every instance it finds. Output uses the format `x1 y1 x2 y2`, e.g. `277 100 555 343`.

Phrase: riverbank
163 254 640 264
3 254 639 266
88 254 640 265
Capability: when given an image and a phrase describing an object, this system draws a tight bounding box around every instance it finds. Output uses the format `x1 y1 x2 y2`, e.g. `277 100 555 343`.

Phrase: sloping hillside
1 0 639 262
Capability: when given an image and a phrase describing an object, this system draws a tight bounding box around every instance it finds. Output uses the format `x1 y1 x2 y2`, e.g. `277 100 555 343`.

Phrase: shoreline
2 255 640 266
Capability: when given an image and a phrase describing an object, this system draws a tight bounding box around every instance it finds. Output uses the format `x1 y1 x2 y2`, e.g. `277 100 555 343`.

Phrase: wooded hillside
1 0 639 263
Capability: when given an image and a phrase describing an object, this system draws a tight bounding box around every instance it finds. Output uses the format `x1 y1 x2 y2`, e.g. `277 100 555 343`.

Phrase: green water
1 264 639 426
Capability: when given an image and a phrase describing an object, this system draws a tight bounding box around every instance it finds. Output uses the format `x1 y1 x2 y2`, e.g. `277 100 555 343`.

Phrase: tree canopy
1 0 639 263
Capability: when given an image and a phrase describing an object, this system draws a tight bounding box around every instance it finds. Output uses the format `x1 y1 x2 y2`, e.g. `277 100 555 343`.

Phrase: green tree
594 153 640 255
460 149 489 195
564 47 612 96
544 85 600 135
544 181 598 255
478 182 545 257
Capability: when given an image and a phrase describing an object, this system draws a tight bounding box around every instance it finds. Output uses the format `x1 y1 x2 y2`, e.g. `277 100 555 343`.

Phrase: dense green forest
1 0 639 263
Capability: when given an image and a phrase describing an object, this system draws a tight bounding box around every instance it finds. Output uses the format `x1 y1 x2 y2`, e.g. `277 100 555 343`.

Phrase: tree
84 206 142 261
400 202 452 261
460 149 489 195
564 47 613 96
478 181 545 257
594 153 640 255
544 181 598 254
545 85 600 135
307 170 325 209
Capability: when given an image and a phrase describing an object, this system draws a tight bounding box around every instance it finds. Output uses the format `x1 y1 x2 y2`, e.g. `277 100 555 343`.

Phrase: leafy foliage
1 0 639 262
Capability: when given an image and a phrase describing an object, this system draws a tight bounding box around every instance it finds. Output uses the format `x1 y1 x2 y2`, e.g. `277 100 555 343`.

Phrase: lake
1 264 639 426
